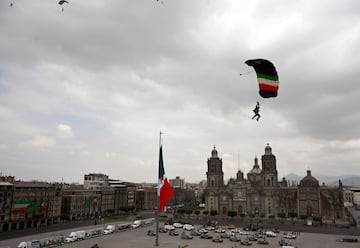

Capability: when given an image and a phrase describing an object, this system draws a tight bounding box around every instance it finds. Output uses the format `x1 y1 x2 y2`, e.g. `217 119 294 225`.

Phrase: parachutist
252 101 260 121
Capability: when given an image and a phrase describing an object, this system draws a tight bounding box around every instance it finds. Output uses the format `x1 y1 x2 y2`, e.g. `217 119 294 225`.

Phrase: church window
211 180 214 187
223 196 226 201
238 205 243 214
267 179 270 186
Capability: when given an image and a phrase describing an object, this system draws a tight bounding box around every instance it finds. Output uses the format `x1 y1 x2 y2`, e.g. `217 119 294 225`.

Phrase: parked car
198 228 208 234
191 230 201 236
241 239 253 246
220 232 230 239
173 222 183 228
200 233 212 239
239 230 250 235
258 238 269 244
183 224 194 231
164 224 175 231
279 239 292 246
158 227 167 233
229 235 241 242
147 230 156 236
16 240 41 248
103 225 115 235
181 232 193 239
284 232 297 239
265 231 276 237
212 236 223 243
215 228 225 233
248 235 258 241
169 230 179 236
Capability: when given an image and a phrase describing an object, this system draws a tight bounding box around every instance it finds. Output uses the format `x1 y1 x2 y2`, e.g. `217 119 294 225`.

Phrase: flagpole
155 131 162 246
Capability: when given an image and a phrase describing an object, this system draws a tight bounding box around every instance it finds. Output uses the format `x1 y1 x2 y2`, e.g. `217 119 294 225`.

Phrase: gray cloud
0 0 359 183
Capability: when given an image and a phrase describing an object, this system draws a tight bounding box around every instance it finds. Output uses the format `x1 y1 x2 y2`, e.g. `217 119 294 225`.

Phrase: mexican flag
158 145 174 212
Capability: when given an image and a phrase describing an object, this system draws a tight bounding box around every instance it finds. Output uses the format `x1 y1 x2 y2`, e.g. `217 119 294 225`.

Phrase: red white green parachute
245 59 279 98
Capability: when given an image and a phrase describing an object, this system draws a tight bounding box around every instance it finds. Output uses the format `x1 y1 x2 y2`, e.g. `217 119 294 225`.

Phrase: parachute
245 59 279 98
58 0 69 11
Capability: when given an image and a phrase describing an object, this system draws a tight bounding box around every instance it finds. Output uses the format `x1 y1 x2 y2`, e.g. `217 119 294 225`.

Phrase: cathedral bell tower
261 143 278 187
205 146 224 213
206 146 224 188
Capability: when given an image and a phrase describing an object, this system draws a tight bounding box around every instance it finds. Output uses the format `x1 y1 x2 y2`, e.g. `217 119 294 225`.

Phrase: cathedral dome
299 170 319 187
249 157 262 174
211 146 218 158
265 143 272 155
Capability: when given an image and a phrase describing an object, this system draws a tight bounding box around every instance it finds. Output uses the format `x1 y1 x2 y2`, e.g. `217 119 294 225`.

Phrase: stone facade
0 178 62 232
204 145 344 220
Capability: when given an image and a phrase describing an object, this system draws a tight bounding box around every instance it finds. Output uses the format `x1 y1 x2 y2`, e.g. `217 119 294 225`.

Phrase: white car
173 222 183 228
266 231 277 237
164 224 175 231
239 230 250 235
215 228 225 233
183 224 194 231
284 233 297 239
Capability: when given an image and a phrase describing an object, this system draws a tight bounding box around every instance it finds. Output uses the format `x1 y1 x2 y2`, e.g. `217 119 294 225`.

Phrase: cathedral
204 144 344 220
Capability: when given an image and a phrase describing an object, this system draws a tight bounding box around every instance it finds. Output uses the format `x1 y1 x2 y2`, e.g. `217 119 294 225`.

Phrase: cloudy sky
1 0 359 184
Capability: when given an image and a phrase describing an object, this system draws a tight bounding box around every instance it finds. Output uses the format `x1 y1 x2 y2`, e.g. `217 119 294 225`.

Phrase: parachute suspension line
239 70 253 76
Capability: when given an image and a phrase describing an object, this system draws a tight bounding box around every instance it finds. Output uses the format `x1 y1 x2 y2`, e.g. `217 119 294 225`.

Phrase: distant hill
284 173 360 186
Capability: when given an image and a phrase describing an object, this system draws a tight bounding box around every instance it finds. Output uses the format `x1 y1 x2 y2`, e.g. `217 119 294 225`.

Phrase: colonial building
61 185 101 220
61 177 138 220
204 145 345 220
0 176 62 232
136 186 157 210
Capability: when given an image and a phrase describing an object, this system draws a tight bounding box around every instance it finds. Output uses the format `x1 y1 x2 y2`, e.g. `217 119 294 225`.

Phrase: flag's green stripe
159 146 165 178
14 199 33 204
257 73 278 81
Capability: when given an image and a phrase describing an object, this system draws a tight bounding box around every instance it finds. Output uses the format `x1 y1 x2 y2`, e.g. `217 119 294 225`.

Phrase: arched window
238 205 243 215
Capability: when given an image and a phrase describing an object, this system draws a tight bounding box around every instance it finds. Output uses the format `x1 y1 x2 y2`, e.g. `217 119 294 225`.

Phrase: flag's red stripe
259 83 278 92
159 178 174 212
12 208 25 213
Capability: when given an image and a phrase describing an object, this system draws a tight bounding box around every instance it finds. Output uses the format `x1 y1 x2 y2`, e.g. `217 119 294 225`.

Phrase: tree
277 212 286 219
288 211 298 218
210 210 217 216
119 205 135 213
227 211 237 218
